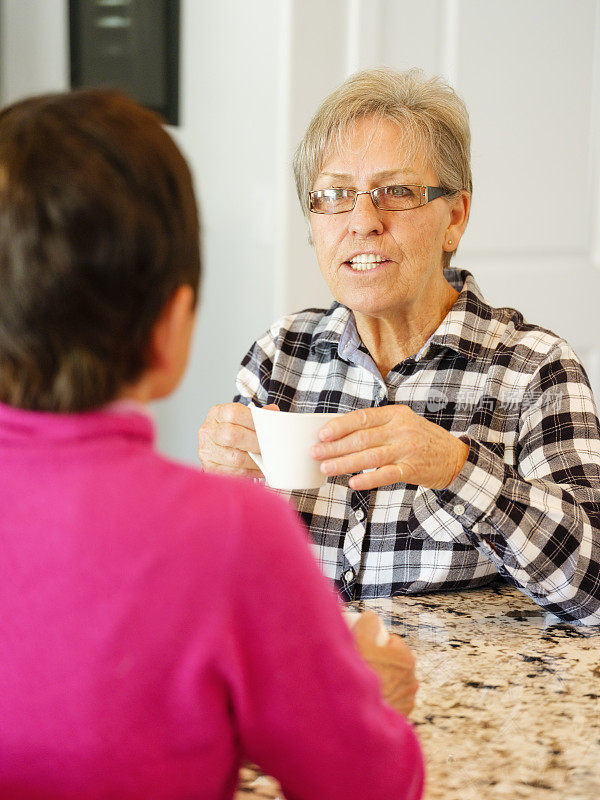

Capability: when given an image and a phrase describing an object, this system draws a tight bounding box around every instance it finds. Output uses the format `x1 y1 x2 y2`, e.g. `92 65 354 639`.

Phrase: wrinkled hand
311 404 469 491
352 611 418 717
198 402 278 477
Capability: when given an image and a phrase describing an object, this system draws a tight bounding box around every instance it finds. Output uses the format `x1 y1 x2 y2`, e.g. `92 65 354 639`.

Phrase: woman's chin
334 291 403 319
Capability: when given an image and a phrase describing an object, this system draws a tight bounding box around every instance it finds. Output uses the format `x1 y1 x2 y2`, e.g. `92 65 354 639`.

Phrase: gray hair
293 68 472 264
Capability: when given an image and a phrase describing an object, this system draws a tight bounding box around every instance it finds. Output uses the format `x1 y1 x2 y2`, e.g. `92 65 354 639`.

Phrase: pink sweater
0 403 423 800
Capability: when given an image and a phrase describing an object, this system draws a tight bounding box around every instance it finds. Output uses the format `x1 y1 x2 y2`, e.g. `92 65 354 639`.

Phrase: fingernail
312 444 324 458
321 461 335 475
319 427 332 441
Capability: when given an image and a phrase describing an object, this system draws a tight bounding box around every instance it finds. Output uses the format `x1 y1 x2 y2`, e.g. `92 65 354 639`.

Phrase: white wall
0 0 283 464
1 0 68 98
152 0 282 462
2 0 599 466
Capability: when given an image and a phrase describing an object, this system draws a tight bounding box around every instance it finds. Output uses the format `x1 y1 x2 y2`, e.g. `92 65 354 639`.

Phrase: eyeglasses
308 184 451 214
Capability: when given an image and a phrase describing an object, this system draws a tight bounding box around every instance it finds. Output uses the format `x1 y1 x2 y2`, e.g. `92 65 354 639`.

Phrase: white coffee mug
249 406 343 490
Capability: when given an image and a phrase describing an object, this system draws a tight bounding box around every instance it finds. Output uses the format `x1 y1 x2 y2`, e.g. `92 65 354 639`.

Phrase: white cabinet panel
457 0 597 254
349 0 457 82
278 0 349 319
380 0 439 74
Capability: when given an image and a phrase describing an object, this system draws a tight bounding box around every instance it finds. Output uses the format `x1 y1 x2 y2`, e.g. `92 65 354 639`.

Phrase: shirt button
344 569 355 582
453 503 466 516
354 508 365 522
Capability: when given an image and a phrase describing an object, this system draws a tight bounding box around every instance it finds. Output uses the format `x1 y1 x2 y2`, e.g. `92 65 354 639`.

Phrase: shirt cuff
434 437 507 526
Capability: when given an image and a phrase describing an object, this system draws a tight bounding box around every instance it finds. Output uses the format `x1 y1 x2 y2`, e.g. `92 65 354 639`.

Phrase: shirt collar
0 401 155 445
106 398 155 421
310 302 354 352
418 268 495 362
314 268 495 364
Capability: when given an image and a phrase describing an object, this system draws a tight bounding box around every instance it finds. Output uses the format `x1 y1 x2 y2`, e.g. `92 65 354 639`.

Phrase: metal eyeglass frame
308 184 451 214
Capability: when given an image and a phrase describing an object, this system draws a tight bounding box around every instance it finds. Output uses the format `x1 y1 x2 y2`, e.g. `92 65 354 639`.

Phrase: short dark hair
0 89 200 412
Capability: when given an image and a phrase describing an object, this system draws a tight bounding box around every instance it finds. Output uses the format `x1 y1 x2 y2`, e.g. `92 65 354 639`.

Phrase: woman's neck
354 279 459 379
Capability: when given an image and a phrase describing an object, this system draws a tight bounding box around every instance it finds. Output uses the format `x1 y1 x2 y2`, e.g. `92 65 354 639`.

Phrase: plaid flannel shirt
234 269 600 624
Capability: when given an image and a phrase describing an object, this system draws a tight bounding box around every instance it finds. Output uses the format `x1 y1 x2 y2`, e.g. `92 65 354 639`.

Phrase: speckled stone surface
236 583 600 799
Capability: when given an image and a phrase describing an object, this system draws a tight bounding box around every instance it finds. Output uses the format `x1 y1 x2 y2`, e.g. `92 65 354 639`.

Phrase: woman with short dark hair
0 89 423 800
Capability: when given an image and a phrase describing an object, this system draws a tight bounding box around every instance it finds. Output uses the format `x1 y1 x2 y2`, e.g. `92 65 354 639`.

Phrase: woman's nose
348 191 384 237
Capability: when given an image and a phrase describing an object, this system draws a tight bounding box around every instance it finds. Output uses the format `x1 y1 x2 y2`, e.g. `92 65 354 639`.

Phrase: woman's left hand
311 405 469 491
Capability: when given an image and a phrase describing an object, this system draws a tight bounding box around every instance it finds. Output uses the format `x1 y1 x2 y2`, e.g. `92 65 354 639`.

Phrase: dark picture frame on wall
69 0 180 126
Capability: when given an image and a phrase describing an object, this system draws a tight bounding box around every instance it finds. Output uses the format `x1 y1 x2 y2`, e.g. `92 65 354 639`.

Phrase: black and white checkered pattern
234 269 600 624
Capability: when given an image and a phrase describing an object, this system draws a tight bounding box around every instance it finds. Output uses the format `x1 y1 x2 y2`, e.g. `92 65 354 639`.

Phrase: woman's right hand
198 402 277 477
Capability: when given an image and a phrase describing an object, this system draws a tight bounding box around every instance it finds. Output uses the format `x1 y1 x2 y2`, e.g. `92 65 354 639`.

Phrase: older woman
198 68 600 625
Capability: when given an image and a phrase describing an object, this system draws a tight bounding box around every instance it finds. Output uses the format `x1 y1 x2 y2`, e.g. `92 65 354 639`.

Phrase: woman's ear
444 191 471 251
146 284 196 398
117 285 196 405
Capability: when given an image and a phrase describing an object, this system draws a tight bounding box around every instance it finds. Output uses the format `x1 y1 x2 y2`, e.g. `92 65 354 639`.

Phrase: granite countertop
236 582 600 799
